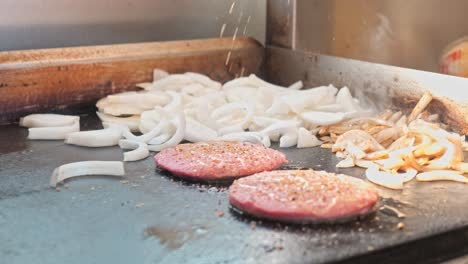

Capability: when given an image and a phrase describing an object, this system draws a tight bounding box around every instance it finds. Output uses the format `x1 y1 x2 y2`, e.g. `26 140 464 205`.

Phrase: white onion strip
20 114 79 128
279 131 298 148
416 170 467 183
288 81 304 90
297 127 322 148
148 113 186 152
221 132 263 145
65 127 122 147
147 133 171 145
185 117 218 142
96 112 140 132
28 120 80 140
119 140 150 162
365 166 404 190
122 121 167 143
50 161 125 187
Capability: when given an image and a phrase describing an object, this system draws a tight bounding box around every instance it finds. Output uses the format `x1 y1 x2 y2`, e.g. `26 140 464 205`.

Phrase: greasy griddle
2 114 468 264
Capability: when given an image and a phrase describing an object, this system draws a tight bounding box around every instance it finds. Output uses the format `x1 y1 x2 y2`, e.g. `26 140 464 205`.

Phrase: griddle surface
1 115 468 264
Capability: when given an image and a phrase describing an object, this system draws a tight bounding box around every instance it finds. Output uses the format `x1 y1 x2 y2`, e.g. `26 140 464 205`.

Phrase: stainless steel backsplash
268 0 468 73
0 0 266 51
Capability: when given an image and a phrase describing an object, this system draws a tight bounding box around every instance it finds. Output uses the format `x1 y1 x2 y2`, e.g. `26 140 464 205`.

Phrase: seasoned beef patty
154 141 287 181
229 170 379 223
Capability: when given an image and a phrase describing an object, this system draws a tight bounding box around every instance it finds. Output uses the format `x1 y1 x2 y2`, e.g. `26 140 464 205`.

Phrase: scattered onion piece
28 120 80 140
153 69 170 82
297 127 322 148
416 170 467 183
50 161 125 187
147 133 171 145
408 92 433 122
261 135 271 148
279 131 298 148
147 113 186 152
365 166 404 190
221 132 263 145
288 81 304 90
185 117 218 142
119 140 150 162
65 127 122 147
96 112 140 132
336 156 355 168
20 114 79 128
300 111 345 126
122 121 168 143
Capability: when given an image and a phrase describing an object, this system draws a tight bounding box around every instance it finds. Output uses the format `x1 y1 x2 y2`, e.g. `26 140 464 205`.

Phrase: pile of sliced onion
93 69 371 149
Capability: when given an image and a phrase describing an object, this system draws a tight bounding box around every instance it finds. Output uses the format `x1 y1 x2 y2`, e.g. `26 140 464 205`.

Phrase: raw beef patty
229 170 379 223
154 141 287 181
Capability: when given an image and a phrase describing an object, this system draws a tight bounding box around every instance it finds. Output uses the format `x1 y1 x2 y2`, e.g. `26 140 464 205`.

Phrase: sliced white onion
282 86 338 114
65 127 122 147
139 108 170 133
96 112 140 132
223 76 257 90
211 102 246 120
261 119 300 137
314 104 345 112
261 135 271 148
300 111 345 126
181 83 207 97
221 132 263 144
297 127 322 148
265 97 290 115
102 104 145 116
248 74 287 91
185 72 222 89
28 120 80 140
147 133 171 145
122 120 167 143
136 82 153 90
224 86 258 103
164 91 183 112
365 166 404 190
218 125 245 136
20 114 79 128
416 171 467 183
402 169 418 183
151 74 194 91
119 140 150 162
148 113 186 152
279 131 298 148
336 156 355 168
288 81 304 90
336 86 361 112
100 91 170 109
50 161 125 187
252 116 282 128
153 69 170 82
185 117 218 142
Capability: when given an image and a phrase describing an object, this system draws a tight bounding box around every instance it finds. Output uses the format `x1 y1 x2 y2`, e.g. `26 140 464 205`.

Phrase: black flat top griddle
1 114 468 264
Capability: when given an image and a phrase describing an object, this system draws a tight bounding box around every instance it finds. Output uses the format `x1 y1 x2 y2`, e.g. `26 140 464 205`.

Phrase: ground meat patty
229 170 379 223
154 141 287 181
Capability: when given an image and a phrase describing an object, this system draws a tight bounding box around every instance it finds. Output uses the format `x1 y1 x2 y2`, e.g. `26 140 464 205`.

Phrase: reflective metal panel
0 0 266 51
268 0 468 73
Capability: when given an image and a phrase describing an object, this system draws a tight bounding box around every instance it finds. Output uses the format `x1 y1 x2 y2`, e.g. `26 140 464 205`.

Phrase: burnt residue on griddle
143 225 208 249
0 125 29 154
